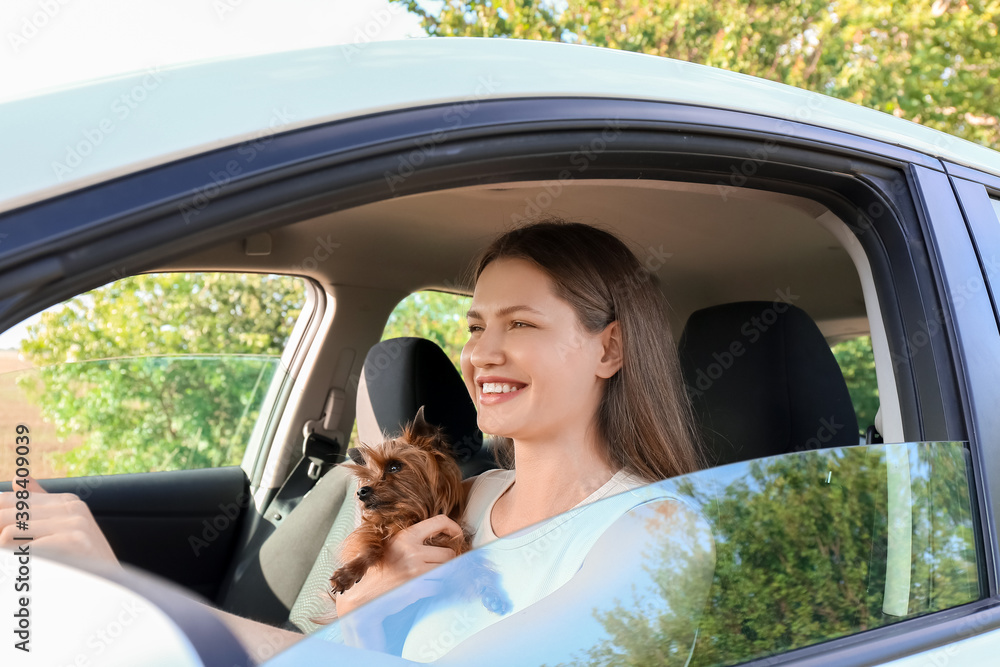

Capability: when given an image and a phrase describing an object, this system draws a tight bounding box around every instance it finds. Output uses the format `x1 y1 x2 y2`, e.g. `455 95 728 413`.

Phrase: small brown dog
328 406 471 595
328 406 509 615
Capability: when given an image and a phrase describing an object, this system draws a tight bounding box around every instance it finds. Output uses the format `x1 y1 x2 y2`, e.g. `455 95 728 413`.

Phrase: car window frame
0 96 996 665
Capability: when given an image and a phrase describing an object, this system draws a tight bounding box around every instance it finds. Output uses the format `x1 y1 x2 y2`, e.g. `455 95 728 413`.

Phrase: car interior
137 178 891 629
5 176 897 636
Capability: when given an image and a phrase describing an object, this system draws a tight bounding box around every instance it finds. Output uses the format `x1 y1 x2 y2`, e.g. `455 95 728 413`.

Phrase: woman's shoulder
465 468 515 499
462 468 515 535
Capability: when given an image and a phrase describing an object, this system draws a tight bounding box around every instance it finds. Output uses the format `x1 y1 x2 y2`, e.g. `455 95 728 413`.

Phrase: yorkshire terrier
328 406 509 615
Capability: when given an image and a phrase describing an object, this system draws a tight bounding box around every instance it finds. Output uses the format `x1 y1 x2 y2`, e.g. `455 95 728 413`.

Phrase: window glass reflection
302 442 980 667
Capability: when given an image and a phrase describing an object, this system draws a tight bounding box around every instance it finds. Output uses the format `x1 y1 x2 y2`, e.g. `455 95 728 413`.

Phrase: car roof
3 36 999 214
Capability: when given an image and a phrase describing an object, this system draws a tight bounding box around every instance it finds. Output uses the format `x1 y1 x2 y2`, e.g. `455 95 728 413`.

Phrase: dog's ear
408 406 456 456
347 447 366 466
408 405 439 440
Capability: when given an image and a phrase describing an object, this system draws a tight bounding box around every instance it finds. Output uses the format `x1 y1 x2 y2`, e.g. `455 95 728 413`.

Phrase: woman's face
461 258 621 444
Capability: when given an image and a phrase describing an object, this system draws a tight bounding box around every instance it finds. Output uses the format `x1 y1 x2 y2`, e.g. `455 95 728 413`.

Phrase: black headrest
678 301 859 467
360 337 484 465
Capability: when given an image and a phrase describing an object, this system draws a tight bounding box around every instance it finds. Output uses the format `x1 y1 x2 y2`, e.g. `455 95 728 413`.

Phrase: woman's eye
467 323 483 333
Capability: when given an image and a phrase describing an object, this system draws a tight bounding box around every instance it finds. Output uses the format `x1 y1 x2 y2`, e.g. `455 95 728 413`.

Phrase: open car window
0 272 307 479
280 441 982 667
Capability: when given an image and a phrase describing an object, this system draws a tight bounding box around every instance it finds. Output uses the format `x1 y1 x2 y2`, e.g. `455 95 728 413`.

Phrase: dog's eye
386 460 402 474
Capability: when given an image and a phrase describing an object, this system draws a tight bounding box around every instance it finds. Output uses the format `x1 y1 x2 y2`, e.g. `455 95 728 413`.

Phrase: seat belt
265 384 351 523
265 430 345 524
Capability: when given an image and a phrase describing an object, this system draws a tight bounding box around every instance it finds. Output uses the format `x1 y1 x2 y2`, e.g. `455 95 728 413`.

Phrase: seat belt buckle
303 431 342 481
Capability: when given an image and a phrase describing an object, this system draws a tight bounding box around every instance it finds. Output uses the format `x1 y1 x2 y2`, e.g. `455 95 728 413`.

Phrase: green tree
19 273 305 476
565 444 979 666
832 336 880 435
382 290 472 372
347 290 472 448
395 0 1000 150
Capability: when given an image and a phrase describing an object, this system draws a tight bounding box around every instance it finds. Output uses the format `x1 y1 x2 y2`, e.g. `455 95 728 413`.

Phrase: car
2 36 1000 666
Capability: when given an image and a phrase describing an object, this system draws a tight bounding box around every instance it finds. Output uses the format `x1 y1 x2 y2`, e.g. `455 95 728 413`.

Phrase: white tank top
400 468 652 662
464 468 647 547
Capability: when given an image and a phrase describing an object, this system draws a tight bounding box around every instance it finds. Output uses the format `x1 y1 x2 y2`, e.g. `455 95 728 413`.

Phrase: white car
2 37 1000 666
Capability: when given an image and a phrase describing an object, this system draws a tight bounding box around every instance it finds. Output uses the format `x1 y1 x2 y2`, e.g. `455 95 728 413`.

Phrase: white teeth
482 382 524 395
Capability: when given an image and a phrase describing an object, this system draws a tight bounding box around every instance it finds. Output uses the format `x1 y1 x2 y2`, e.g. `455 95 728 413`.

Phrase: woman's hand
335 513 465 618
0 477 120 566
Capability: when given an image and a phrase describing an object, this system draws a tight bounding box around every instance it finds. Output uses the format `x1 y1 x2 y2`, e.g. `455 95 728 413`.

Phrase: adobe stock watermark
340 2 407 62
242 628 295 665
791 414 847 453
51 66 165 181
75 599 147 663
890 254 1000 369
188 490 253 556
383 76 501 193
607 243 672 298
911 607 1000 667
714 95 831 202
7 0 73 52
685 288 802 399
212 0 254 20
178 106 295 225
511 119 628 223
413 606 479 662
291 235 341 273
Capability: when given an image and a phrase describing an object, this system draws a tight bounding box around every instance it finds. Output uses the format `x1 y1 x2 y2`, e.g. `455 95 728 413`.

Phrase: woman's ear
596 320 623 379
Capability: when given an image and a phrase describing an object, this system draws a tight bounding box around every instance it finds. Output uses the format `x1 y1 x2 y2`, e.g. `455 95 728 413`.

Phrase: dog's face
344 406 466 530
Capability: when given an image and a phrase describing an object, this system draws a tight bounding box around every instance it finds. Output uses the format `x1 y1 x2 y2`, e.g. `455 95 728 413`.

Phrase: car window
831 335 879 438
381 290 470 372
0 272 306 479
346 290 471 448
292 442 982 667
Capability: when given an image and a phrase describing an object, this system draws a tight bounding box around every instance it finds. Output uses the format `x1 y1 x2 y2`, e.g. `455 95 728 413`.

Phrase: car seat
215 337 493 632
677 301 859 467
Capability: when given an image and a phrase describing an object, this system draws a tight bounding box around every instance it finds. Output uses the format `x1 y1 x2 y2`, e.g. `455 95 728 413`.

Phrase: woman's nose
469 325 505 367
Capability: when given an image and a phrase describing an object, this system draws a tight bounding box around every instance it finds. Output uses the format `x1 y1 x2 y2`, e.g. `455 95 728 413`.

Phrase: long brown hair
469 219 703 481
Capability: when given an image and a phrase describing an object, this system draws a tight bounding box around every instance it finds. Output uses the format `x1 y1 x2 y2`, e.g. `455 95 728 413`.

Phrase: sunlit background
0 0 425 348
1 0 425 101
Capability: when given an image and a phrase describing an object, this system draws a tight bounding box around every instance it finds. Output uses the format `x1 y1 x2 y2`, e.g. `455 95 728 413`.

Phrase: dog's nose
357 486 372 500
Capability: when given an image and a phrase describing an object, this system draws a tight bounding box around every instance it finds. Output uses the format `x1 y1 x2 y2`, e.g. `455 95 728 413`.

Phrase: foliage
831 336 880 435
382 290 472 373
345 290 472 447
395 0 1000 150
18 273 304 476
566 444 979 665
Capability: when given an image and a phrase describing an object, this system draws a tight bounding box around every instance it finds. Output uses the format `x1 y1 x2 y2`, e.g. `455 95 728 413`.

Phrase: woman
0 220 713 663
331 220 712 662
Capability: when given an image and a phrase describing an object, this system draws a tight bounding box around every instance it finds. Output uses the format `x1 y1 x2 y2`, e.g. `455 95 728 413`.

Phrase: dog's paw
329 568 361 595
479 586 512 616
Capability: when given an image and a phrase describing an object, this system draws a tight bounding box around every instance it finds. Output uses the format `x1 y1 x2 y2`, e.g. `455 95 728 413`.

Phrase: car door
0 270 320 599
3 65 1000 665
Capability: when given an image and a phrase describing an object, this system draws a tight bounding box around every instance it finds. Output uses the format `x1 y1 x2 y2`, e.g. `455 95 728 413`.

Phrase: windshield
278 441 981 666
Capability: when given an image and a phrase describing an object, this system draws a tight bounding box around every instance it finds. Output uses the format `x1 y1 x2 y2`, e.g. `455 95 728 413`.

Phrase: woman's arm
0 479 305 663
0 477 120 564
212 606 303 662
335 513 466 617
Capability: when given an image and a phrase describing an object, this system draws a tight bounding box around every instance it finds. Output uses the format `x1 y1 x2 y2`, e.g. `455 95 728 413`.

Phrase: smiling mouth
480 382 527 395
